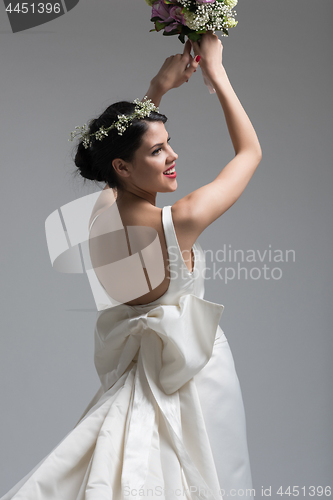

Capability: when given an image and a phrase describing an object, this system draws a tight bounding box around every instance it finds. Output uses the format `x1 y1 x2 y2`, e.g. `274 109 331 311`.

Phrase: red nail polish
195 55 201 62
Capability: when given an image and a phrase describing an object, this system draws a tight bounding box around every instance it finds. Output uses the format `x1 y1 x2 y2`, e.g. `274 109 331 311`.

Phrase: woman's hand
150 39 200 94
191 31 224 80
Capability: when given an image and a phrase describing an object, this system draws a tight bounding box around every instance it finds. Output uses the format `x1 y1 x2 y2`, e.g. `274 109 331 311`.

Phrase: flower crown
69 96 159 149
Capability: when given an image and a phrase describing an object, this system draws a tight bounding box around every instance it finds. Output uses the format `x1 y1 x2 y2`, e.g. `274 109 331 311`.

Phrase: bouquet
145 0 238 44
144 0 238 92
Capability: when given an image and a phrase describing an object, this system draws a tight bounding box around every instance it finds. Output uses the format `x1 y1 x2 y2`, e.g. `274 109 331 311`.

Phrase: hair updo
72 101 168 191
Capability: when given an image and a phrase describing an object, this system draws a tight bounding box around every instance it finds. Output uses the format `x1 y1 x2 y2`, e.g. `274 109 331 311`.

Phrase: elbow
248 147 263 171
258 146 263 161
254 147 263 166
255 143 263 161
241 146 263 164
249 149 262 175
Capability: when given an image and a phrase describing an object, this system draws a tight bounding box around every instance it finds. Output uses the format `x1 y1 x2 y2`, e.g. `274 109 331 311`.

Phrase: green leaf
178 33 185 44
155 20 168 31
222 28 229 36
180 26 193 35
187 32 203 42
163 29 179 36
149 29 157 32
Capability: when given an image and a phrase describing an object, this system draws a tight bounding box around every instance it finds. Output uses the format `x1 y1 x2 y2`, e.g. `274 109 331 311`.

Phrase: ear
112 158 131 179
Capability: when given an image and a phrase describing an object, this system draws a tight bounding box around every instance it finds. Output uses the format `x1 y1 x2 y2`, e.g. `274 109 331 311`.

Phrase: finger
182 39 192 62
184 64 198 80
184 55 201 79
185 54 198 73
191 40 200 55
182 38 191 56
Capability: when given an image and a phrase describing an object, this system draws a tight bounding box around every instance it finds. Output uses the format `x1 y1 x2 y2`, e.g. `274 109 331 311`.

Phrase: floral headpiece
69 96 159 149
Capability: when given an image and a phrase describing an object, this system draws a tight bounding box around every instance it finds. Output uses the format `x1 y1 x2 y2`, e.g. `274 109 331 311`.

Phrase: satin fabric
1 205 253 500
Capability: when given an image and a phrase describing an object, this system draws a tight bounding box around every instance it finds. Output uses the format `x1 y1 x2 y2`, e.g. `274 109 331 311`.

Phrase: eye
152 137 171 155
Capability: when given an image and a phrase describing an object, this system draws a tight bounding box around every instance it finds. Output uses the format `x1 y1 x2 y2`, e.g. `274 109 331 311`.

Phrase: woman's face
115 121 178 194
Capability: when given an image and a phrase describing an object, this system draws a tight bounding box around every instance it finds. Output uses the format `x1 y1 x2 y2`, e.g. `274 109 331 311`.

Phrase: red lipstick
163 163 176 178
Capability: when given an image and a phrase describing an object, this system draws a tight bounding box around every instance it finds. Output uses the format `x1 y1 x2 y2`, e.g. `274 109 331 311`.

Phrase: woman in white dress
1 32 262 500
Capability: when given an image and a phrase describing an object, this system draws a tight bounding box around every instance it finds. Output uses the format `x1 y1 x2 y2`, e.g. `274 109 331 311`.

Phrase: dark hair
72 101 168 191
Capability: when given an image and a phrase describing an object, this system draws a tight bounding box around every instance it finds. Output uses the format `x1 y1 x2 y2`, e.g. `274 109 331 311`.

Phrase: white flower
226 17 238 28
224 0 238 8
182 8 197 30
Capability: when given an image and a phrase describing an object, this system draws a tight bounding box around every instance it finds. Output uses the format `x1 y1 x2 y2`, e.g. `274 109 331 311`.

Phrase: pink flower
164 21 178 32
169 5 186 25
152 1 185 33
151 0 174 24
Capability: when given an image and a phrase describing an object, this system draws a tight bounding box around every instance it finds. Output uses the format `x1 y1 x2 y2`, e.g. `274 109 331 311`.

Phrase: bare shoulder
171 199 196 234
118 203 162 228
171 195 207 244
170 199 200 253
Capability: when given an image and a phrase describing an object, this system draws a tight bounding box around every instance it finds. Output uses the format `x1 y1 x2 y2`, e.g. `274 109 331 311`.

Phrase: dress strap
162 205 178 255
162 205 196 276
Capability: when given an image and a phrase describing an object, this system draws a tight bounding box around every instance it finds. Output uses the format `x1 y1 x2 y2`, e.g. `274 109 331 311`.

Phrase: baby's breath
179 0 237 33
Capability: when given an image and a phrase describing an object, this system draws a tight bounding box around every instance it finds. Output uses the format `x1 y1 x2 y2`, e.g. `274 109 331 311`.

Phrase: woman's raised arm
141 39 200 107
173 32 262 238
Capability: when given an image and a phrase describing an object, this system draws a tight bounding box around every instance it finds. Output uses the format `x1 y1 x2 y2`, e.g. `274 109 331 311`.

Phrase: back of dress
0 205 253 500
88 205 207 309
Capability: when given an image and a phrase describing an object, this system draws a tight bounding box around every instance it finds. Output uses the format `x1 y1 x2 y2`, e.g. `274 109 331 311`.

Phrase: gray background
0 0 332 497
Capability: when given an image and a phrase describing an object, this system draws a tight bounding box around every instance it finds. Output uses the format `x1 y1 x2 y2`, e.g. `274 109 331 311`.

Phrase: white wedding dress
1 205 253 500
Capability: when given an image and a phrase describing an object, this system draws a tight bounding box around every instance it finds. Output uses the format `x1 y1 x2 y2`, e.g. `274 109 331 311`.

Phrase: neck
116 186 157 207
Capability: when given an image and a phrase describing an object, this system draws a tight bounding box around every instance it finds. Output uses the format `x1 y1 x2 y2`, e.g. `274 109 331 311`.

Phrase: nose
168 145 178 162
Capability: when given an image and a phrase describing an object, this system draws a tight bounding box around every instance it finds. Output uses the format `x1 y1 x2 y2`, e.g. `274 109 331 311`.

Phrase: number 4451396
5 3 61 14
277 485 331 496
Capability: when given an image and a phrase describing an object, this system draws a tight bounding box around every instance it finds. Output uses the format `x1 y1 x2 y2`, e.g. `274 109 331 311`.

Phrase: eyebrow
150 135 170 150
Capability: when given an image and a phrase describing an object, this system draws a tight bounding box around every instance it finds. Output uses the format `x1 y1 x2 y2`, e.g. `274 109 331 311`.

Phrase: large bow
94 293 225 499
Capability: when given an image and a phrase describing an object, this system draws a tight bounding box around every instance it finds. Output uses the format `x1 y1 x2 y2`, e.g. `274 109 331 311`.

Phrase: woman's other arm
173 33 262 237
141 39 200 107
141 80 165 107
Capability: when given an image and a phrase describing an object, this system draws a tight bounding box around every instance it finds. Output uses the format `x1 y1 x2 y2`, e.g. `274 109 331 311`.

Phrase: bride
1 31 262 500
76 32 262 307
